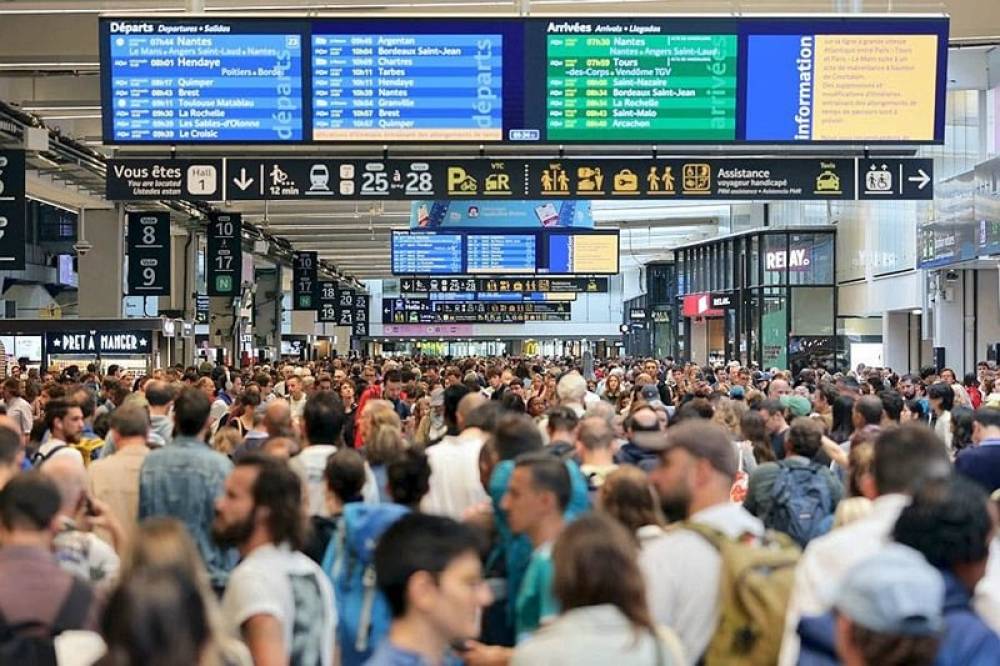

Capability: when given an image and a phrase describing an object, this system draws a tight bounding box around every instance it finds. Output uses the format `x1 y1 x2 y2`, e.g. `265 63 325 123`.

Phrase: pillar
883 312 909 375
253 266 281 361
77 207 124 318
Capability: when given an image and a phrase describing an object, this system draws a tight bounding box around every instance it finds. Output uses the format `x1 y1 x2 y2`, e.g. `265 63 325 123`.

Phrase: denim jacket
138 435 236 589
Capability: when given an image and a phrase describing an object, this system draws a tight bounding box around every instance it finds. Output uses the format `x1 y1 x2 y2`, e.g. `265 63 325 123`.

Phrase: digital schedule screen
102 19 304 142
100 16 948 145
311 33 503 141
391 229 618 275
546 33 737 142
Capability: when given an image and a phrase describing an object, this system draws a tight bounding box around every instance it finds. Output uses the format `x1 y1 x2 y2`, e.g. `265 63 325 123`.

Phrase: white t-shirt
289 395 307 423
35 439 84 466
289 445 338 517
640 502 764 664
221 543 336 666
290 444 381 516
420 430 488 519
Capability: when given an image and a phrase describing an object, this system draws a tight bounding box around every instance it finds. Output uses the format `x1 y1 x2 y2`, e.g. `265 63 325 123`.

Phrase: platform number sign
335 288 354 326
207 212 241 296
0 151 26 271
293 252 317 311
317 280 338 322
127 211 171 295
352 294 370 337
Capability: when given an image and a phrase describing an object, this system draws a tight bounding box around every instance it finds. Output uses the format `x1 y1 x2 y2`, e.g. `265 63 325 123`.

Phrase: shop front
674 228 837 372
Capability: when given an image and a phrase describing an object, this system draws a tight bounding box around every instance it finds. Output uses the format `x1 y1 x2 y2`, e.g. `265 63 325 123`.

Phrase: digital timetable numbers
100 17 948 145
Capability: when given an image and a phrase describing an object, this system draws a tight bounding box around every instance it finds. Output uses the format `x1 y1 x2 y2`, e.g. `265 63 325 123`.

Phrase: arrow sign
908 168 931 190
233 168 255 191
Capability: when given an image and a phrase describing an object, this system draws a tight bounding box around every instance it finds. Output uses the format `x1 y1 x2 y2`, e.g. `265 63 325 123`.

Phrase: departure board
391 232 463 274
467 234 536 273
312 33 503 141
104 21 303 142
546 34 737 141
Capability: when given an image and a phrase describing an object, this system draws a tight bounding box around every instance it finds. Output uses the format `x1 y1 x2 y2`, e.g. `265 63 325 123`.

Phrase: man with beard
639 420 765 662
214 453 335 666
34 398 85 466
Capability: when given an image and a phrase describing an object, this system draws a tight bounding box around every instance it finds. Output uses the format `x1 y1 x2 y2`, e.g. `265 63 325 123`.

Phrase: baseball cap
640 420 738 478
639 384 660 402
753 371 772 383
729 386 745 400
835 544 944 636
780 394 812 418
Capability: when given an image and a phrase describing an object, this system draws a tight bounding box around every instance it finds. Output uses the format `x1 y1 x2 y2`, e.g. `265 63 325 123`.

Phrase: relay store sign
682 293 724 318
765 247 812 271
45 330 153 355
106 157 935 202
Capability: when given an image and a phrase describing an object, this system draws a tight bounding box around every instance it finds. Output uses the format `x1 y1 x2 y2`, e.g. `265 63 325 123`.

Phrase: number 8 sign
127 211 171 296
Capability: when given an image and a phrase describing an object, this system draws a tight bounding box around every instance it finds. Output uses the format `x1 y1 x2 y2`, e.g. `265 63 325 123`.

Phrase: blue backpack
322 503 409 666
766 463 835 548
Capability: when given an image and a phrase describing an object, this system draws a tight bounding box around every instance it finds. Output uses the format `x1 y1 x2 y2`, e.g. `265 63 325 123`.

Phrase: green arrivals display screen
546 34 738 141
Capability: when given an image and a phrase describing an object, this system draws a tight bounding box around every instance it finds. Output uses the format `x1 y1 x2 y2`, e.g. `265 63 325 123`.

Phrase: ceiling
0 0 989 279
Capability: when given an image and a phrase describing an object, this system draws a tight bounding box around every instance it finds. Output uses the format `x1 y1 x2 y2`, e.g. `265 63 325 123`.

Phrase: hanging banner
206 212 242 296
126 211 171 295
352 294 370 337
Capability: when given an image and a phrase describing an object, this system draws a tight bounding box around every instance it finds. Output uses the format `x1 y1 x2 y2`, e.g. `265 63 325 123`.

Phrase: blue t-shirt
514 542 559 643
364 640 463 666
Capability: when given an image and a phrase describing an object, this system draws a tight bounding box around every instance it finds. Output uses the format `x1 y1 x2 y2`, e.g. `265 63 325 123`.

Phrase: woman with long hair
739 410 776 465
601 373 625 410
93 517 250 666
511 513 684 665
360 399 405 502
829 395 857 444
599 466 666 546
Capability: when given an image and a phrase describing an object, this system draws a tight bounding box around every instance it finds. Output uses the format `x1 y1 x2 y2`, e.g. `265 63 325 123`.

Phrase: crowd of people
0 354 998 665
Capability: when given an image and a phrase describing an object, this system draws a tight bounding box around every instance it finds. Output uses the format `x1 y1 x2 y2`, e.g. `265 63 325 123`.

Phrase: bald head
630 407 659 432
456 392 487 430
39 455 87 515
577 416 614 452
264 399 292 438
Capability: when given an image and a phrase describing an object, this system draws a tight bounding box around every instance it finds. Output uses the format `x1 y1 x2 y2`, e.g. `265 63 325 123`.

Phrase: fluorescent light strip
20 105 101 112
0 63 99 69
36 114 102 120
26 195 79 215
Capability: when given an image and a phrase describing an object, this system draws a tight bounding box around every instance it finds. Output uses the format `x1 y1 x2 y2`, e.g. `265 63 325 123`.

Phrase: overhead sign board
45 330 153 356
384 298 571 324
0 151 26 271
106 157 934 202
335 287 355 326
126 211 171 296
99 16 948 145
292 251 317 310
400 276 607 294
352 294 370 337
206 212 242 296
317 280 338 322
106 159 223 200
682 293 724 318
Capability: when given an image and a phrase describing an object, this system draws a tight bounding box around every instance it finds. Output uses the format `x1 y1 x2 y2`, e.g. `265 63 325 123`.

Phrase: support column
883 312 910 375
160 229 197 367
77 207 124 318
932 271 965 373
209 296 237 364
253 266 281 362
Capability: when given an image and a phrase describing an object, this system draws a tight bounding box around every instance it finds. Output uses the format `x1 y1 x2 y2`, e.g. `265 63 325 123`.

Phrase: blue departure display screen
103 20 304 142
467 234 535 274
391 231 463 274
391 229 618 275
311 33 503 141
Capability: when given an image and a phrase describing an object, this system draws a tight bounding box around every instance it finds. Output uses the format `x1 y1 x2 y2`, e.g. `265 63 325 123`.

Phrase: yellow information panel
570 234 619 274
812 35 938 141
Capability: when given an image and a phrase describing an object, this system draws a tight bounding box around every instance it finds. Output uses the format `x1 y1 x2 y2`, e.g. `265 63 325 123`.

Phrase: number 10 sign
127 211 171 296
207 212 242 297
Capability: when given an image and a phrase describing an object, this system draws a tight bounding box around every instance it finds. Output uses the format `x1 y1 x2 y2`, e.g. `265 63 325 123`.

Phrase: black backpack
0 577 92 666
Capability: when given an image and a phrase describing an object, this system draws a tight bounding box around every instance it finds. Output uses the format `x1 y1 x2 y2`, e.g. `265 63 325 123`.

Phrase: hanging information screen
546 34 737 141
99 16 948 145
126 211 171 295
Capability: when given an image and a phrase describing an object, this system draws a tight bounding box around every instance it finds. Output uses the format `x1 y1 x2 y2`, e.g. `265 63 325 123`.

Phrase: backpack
682 522 800 666
326 503 409 666
0 577 92 666
765 462 835 548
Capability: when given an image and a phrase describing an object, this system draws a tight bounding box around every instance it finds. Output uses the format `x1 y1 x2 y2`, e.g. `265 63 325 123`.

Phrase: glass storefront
674 228 837 372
